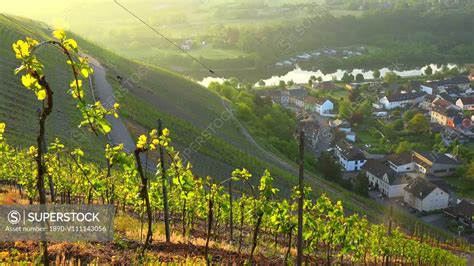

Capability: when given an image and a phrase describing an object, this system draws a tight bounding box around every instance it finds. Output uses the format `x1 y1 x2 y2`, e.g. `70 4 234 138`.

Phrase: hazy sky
2 0 104 28
2 0 161 26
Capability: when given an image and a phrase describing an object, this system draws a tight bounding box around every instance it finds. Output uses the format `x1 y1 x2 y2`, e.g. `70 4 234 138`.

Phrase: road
88 57 136 153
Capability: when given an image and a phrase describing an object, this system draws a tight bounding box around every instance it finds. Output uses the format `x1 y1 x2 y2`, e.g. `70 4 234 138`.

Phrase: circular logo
7 210 21 225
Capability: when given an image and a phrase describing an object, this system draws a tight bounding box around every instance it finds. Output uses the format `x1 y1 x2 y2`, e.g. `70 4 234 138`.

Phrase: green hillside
0 14 276 182
0 14 107 161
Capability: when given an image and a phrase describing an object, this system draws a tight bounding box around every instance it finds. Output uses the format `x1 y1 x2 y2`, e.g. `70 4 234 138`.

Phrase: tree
338 100 353 119
349 112 364 125
407 114 429 133
357 100 372 118
356 73 365 82
287 80 295 87
373 69 381 79
392 119 404 131
403 110 416 123
279 80 286 89
354 172 369 197
465 161 474 184
258 79 266 87
317 152 343 184
395 141 412 154
349 88 361 102
342 72 354 83
424 65 433 76
384 71 399 84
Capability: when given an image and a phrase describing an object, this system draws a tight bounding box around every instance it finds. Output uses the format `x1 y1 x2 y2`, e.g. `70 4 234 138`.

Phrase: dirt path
88 57 136 153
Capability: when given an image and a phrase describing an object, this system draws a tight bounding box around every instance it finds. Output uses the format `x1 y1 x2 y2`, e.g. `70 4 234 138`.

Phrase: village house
315 99 334 115
420 94 438 110
412 151 460 177
304 96 334 115
444 200 474 229
456 97 474 111
385 152 415 173
334 140 367 171
425 76 471 92
469 69 474 82
430 105 462 128
379 91 426 110
281 90 290 105
346 83 362 91
430 97 458 111
288 86 308 107
302 121 320 149
304 96 319 112
381 83 402 94
314 81 338 91
329 119 351 132
363 159 412 198
256 89 289 105
440 86 465 100
420 84 434 95
345 131 356 142
438 92 459 104
404 177 449 212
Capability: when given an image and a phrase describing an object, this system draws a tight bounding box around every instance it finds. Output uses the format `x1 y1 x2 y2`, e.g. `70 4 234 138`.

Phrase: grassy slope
0 15 287 186
0 15 107 162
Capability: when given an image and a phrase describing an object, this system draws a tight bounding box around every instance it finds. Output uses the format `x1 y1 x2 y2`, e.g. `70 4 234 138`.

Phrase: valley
0 1 473 264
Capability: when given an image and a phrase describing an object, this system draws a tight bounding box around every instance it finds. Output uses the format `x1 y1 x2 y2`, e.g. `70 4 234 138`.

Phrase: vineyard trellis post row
296 126 305 266
158 119 171 242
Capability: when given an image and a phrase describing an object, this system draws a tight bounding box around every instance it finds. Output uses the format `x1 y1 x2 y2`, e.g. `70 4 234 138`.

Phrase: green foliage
384 72 399 84
341 72 355 83
424 65 433 76
354 172 369 197
316 152 343 185
338 100 353 119
396 141 412 154
407 113 429 133
392 119 405 131
403 110 416 123
0 121 468 264
373 69 381 79
12 30 118 135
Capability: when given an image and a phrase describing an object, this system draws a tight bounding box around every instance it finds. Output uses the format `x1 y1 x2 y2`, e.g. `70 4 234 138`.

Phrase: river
199 64 458 87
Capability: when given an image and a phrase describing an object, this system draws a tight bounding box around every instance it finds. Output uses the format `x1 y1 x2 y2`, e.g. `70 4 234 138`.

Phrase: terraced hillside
0 15 107 161
0 15 279 184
